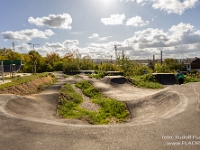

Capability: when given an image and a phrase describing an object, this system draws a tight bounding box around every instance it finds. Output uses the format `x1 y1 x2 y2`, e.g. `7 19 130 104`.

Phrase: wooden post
1 61 4 82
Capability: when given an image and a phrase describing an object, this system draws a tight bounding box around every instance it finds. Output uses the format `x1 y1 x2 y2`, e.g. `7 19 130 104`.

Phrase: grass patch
75 80 101 98
131 74 163 89
64 74 69 78
58 81 130 125
184 75 200 83
73 74 79 78
0 72 57 90
87 71 108 79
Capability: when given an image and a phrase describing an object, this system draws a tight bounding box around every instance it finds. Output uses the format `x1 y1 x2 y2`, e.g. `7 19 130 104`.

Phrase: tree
163 58 184 72
45 52 60 71
0 48 22 60
28 50 41 73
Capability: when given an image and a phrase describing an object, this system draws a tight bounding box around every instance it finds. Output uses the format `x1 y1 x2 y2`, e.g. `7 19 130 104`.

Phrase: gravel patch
71 84 100 112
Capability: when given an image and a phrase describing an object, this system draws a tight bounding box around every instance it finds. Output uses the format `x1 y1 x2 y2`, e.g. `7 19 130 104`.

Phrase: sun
99 0 114 5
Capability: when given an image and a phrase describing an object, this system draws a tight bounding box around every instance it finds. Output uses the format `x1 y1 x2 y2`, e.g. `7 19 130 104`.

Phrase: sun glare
99 0 114 6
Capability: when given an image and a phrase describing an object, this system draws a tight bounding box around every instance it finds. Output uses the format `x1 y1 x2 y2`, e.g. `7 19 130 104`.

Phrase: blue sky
1 0 200 60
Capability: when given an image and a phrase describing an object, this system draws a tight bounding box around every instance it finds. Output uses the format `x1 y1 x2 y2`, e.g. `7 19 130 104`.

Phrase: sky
0 0 200 60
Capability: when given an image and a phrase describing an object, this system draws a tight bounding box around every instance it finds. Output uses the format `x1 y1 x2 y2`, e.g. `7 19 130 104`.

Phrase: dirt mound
0 76 54 95
5 93 89 125
5 94 58 120
126 91 182 122
102 76 130 84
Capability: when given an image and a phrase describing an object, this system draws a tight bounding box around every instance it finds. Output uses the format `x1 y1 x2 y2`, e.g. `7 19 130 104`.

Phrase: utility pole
161 51 163 65
12 42 15 51
11 42 15 77
114 45 117 59
153 55 155 65
33 44 40 50
27 43 40 50
114 44 121 60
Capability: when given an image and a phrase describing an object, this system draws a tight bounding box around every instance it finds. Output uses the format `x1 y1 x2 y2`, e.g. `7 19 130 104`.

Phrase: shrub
131 74 163 89
75 80 101 98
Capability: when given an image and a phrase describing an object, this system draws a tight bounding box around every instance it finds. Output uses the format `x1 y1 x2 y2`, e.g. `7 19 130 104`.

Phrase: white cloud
63 40 79 45
88 33 99 39
2 29 54 41
70 32 84 35
98 36 113 41
15 43 32 53
44 42 64 48
119 22 200 59
101 14 125 25
121 0 198 15
152 0 198 15
88 33 112 41
28 13 72 29
79 22 200 59
126 16 149 26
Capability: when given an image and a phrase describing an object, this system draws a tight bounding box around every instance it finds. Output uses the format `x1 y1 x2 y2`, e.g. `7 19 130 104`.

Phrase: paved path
0 72 200 150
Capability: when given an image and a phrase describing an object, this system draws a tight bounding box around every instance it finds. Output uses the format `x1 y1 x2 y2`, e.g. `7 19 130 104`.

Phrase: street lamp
27 43 40 50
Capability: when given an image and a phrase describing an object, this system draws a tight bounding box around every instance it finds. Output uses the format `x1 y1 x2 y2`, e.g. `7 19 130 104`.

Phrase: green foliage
75 80 101 98
0 48 23 60
79 57 96 70
131 74 163 89
100 63 121 71
63 57 96 72
92 98 129 122
63 59 79 72
60 83 83 104
116 52 151 76
164 58 184 71
184 75 200 83
88 71 107 79
37 84 45 91
154 63 170 73
154 58 184 73
64 74 69 78
53 61 64 71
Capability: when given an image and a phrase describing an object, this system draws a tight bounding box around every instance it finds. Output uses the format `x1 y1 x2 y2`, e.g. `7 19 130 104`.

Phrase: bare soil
0 76 53 95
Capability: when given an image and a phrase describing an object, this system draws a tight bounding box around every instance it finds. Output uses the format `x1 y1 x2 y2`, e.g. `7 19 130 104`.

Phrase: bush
184 75 200 83
37 84 45 91
131 74 163 89
53 61 64 71
75 80 101 98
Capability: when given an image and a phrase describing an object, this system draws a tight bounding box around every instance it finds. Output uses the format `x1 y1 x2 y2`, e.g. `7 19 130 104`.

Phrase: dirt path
0 72 200 150
4 72 89 125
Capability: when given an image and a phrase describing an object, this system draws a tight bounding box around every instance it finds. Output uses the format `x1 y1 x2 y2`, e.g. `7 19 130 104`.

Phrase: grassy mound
58 81 130 125
0 73 57 90
131 74 163 89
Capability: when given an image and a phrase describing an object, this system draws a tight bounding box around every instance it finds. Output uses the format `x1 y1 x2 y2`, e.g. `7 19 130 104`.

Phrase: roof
184 57 200 64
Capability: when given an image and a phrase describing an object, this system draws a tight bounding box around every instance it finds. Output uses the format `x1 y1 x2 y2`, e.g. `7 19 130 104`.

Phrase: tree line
0 48 185 75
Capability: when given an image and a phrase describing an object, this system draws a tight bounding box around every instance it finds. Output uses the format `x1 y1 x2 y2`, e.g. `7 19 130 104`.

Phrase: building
184 57 200 72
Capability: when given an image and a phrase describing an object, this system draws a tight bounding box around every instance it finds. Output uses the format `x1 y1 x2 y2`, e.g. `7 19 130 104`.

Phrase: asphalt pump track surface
0 72 200 150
